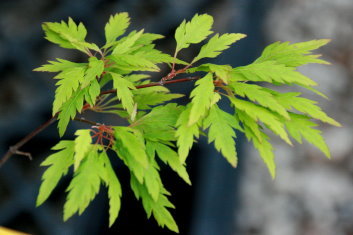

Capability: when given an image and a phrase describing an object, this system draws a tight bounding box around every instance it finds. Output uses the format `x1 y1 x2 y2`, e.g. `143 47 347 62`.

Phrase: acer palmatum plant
1 13 340 233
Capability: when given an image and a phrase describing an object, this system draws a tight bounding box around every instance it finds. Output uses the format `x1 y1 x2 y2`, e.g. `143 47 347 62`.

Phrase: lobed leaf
105 12 130 44
37 141 75 206
64 149 105 221
100 151 122 226
255 39 330 67
130 175 179 233
111 72 136 116
203 105 239 167
188 73 215 125
175 104 200 163
74 129 92 170
175 14 213 52
192 33 246 63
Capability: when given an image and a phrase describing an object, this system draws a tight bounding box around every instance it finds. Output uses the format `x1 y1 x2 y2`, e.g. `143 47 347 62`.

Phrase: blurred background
0 0 352 234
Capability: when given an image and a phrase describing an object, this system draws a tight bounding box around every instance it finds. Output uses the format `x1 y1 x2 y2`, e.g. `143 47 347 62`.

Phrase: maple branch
74 117 100 126
0 76 201 167
100 76 200 95
0 115 58 168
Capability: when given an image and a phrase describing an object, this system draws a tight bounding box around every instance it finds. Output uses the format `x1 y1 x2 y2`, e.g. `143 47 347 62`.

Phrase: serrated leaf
130 175 179 233
112 30 144 55
133 103 183 141
34 59 86 72
230 82 289 119
100 151 122 227
105 12 130 44
57 88 86 136
37 141 75 206
272 92 340 126
176 104 200 163
229 97 292 145
64 149 105 221
244 127 276 178
111 72 136 116
189 73 215 125
110 54 160 72
148 141 191 185
231 61 317 87
193 33 246 63
143 154 162 201
133 48 188 65
175 14 213 52
189 63 233 84
284 113 330 157
255 39 331 67
81 57 104 87
133 87 184 109
43 18 97 54
52 67 86 115
203 105 239 167
114 127 148 168
74 129 92 170
86 79 101 106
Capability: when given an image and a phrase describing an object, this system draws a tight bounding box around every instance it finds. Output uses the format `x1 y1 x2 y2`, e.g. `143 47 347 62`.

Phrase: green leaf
203 105 239 167
110 54 160 72
81 57 104 87
133 103 183 141
112 30 144 55
133 48 188 65
34 59 86 72
143 156 162 202
148 141 191 185
86 79 101 106
235 110 262 142
37 141 75 206
188 63 233 84
74 129 92 170
255 39 331 67
284 113 330 157
105 12 130 44
111 72 136 116
52 67 86 115
64 149 105 221
175 13 213 52
175 104 200 163
229 97 292 145
57 88 86 137
231 61 317 87
134 33 164 45
133 86 184 109
189 73 215 125
193 33 246 63
130 175 179 233
43 18 97 53
271 92 341 126
229 82 289 119
243 127 276 178
114 127 148 168
100 151 122 227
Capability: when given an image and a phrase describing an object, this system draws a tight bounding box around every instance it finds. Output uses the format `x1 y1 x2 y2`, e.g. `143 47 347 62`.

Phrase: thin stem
100 76 200 96
0 115 58 167
74 117 100 126
0 75 202 167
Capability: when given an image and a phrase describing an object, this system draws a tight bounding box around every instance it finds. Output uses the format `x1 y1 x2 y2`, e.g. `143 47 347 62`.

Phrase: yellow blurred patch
0 227 30 235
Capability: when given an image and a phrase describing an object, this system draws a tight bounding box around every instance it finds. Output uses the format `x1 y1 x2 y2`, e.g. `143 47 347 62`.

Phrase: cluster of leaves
35 13 339 232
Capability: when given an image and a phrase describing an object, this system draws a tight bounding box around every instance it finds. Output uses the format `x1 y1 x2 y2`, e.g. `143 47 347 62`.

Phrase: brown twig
74 117 100 126
100 76 200 95
0 76 202 167
0 115 58 167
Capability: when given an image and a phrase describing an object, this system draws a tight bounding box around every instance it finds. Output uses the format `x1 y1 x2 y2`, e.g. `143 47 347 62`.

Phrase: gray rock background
236 0 353 234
